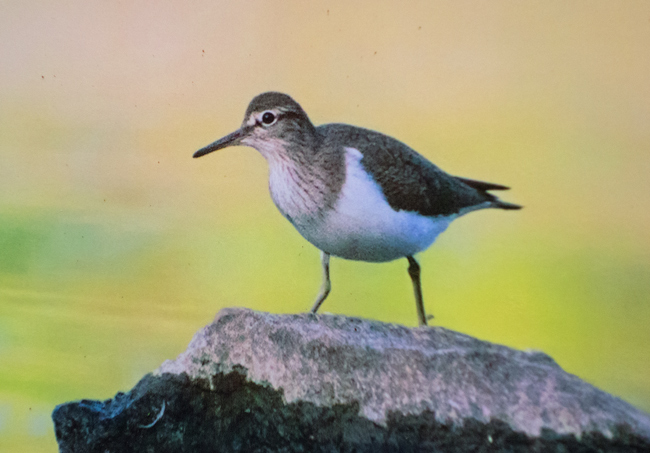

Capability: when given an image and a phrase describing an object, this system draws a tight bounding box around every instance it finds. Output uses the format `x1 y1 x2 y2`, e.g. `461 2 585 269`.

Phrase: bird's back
317 123 518 218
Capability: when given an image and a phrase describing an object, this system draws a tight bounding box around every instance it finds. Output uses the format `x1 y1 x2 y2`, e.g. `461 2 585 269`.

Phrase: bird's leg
310 251 331 313
407 256 429 326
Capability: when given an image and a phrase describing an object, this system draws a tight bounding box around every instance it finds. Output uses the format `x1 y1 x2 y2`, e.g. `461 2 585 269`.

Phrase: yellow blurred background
1 1 649 451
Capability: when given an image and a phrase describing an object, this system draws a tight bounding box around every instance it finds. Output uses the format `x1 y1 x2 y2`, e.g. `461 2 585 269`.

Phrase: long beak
193 128 247 158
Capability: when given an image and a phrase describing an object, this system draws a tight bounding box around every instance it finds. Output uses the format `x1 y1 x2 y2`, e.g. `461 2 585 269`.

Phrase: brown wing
319 124 517 217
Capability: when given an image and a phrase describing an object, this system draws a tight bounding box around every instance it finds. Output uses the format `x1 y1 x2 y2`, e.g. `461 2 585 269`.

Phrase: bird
193 92 521 326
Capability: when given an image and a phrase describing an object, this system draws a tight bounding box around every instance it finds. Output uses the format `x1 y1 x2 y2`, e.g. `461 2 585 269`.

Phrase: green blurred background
2 1 649 451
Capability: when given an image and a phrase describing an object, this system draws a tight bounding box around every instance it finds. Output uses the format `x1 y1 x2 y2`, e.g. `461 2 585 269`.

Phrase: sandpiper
194 92 521 326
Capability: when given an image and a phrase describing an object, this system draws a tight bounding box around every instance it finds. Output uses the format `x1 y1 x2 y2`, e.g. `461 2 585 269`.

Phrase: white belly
294 147 455 262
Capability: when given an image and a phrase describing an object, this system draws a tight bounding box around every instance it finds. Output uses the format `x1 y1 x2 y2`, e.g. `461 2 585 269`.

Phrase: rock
53 307 650 452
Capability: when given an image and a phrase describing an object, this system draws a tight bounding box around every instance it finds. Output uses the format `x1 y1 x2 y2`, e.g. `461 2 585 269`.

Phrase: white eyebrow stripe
247 108 283 127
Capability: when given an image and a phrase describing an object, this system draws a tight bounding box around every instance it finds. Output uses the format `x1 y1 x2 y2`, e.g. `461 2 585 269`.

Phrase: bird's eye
261 111 276 125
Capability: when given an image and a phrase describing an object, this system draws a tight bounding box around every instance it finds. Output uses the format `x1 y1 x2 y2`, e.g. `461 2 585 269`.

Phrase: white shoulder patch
345 146 364 162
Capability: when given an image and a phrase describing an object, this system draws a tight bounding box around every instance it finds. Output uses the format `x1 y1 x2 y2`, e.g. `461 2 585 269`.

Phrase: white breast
295 147 456 262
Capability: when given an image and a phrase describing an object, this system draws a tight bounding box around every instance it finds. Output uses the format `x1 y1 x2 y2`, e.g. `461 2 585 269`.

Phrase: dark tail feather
454 176 522 210
454 176 511 191
493 200 523 210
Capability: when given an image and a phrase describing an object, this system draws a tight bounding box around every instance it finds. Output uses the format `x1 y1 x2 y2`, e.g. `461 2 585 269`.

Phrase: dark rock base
53 368 650 453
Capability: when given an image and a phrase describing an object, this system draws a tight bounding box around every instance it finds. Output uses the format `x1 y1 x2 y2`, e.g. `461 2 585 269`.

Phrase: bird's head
193 92 316 160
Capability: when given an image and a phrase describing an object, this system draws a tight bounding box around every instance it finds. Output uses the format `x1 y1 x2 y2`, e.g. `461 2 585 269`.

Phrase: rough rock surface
53 307 650 452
